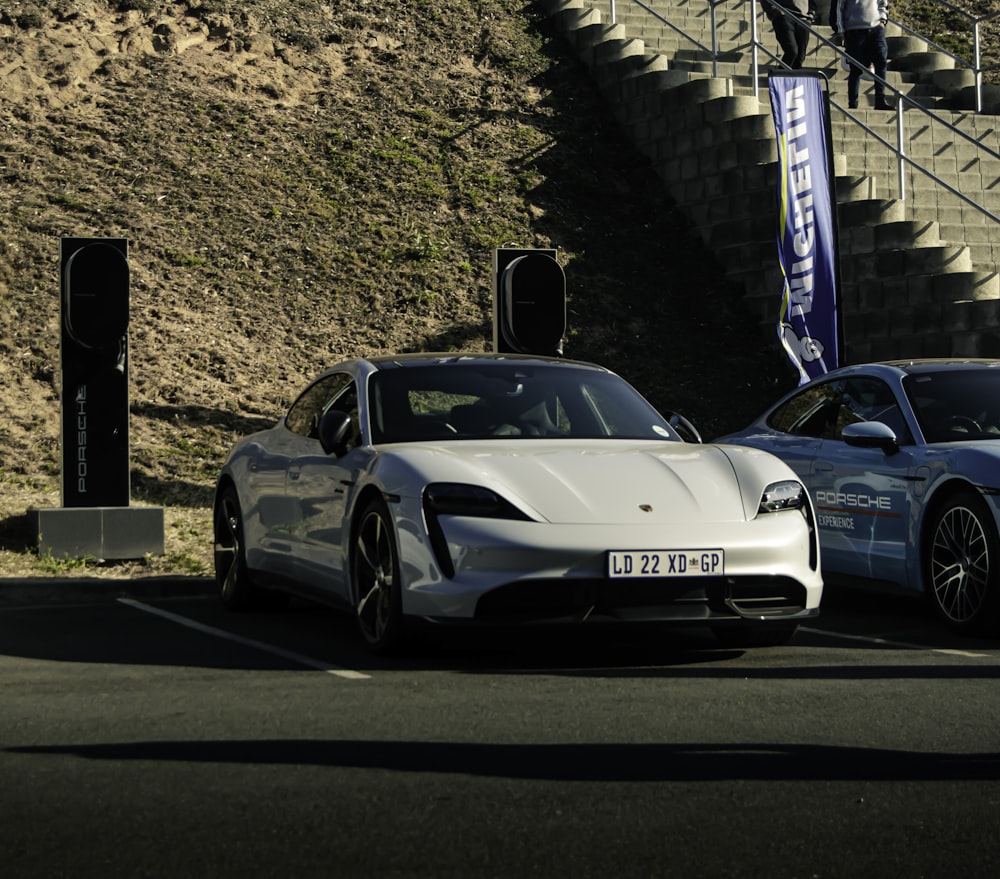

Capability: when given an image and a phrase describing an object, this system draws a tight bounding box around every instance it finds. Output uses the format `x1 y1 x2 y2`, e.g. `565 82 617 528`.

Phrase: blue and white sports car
716 359 1000 634
214 353 822 652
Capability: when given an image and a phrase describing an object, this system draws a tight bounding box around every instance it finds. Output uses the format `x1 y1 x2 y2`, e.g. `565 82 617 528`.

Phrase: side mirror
665 410 703 444
842 421 899 454
318 409 353 457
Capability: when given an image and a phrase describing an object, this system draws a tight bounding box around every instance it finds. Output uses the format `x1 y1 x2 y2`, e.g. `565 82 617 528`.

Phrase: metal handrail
600 0 1000 227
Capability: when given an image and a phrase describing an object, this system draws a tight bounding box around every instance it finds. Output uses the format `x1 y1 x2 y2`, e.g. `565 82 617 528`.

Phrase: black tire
352 497 406 653
925 489 1000 634
712 622 799 648
214 485 287 611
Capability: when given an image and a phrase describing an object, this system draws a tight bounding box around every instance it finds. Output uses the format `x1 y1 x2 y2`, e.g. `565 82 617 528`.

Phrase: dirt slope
0 0 798 578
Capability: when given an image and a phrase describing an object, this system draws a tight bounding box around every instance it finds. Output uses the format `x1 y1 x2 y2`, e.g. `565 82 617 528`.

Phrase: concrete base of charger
31 506 165 560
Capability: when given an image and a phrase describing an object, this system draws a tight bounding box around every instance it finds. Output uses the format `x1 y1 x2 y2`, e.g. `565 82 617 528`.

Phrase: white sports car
214 353 822 652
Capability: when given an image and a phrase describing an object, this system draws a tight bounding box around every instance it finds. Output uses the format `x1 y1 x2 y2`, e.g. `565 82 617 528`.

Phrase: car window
768 381 840 437
768 377 912 443
285 372 353 438
579 382 644 436
905 368 1000 442
326 383 361 449
368 363 678 443
838 377 912 443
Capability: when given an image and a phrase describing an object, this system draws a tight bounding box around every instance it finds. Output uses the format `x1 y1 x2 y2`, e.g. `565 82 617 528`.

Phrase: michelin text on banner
769 73 840 384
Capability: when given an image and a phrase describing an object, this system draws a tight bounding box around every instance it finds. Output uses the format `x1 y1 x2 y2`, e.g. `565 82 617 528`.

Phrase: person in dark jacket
764 0 818 69
831 0 891 109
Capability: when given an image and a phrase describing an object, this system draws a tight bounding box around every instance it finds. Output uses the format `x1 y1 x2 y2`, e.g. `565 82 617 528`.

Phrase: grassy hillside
0 0 976 578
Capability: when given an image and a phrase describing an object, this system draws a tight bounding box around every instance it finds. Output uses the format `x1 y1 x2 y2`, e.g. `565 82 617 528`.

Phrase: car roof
829 359 1000 380
879 358 1000 374
361 352 612 373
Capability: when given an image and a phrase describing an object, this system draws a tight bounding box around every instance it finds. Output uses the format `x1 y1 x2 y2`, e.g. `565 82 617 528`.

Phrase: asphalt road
2 578 999 879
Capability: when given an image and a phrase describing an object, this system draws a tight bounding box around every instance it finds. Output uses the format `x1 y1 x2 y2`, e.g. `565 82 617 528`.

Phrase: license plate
607 549 725 578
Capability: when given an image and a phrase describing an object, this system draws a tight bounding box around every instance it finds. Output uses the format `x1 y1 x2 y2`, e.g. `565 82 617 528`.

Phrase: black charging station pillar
31 238 164 560
61 237 131 507
493 248 566 356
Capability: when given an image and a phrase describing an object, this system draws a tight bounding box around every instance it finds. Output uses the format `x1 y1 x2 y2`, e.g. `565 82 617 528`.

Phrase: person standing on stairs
830 0 891 110
763 0 818 69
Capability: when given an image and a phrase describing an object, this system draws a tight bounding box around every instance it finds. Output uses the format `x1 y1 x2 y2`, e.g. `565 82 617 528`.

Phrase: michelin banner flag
769 71 841 384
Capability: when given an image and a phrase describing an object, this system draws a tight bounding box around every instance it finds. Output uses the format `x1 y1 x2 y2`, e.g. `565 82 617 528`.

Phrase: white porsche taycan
214 353 822 652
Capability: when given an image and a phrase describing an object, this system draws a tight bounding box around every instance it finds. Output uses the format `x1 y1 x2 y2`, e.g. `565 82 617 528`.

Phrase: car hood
380 441 767 524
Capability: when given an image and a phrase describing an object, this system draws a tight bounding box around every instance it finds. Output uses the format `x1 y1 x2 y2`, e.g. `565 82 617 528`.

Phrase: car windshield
368 363 680 443
903 367 1000 443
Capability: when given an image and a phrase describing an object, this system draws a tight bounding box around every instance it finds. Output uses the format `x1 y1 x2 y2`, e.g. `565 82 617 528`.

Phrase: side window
285 373 353 438
838 378 912 443
326 383 361 449
768 381 842 438
769 378 912 443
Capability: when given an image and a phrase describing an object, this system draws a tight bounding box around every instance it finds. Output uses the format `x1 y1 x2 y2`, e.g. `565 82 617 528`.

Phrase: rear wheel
352 497 406 653
925 489 1000 633
214 486 287 611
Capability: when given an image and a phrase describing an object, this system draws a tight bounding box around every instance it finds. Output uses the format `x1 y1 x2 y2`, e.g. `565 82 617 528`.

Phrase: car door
807 377 916 586
284 375 364 601
749 380 835 486
241 429 306 582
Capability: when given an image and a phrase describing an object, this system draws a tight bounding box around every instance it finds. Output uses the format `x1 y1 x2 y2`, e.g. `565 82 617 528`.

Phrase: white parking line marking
801 626 991 658
117 598 371 679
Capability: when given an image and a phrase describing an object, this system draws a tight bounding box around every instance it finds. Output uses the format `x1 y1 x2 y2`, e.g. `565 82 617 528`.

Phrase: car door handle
815 462 834 472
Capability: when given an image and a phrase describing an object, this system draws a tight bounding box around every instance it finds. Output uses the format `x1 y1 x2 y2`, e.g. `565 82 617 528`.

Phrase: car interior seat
449 404 496 437
518 401 561 436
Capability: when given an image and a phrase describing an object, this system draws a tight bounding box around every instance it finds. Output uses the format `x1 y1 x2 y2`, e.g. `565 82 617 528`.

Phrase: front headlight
423 483 531 520
422 483 531 579
758 480 805 514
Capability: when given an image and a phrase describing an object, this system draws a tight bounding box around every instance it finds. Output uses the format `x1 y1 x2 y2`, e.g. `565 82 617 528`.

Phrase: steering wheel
946 415 982 434
410 418 458 439
427 419 458 434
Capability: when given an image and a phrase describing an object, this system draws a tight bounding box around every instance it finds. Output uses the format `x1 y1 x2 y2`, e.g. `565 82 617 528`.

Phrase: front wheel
352 497 406 653
925 489 1000 633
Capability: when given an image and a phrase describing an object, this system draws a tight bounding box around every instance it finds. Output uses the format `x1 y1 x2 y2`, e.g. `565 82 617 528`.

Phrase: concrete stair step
672 59 753 79
569 21 628 53
887 35 931 56
588 36 648 70
841 219 944 254
845 270 1000 311
838 198 906 226
836 175 880 202
840 245 973 283
890 50 956 75
673 47 746 64
932 271 1000 302
550 4 603 34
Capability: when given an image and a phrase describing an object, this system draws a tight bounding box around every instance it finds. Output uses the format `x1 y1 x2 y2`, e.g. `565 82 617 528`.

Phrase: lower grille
474 576 809 623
